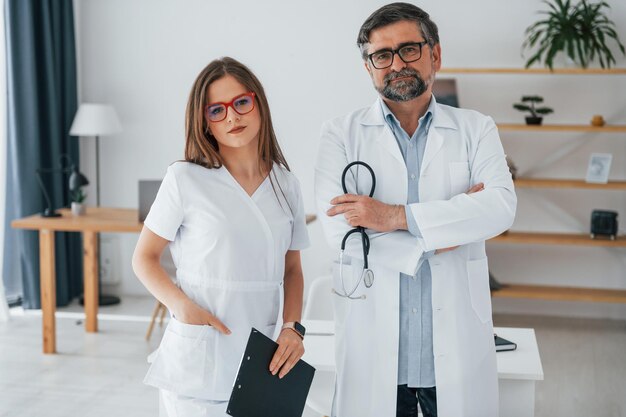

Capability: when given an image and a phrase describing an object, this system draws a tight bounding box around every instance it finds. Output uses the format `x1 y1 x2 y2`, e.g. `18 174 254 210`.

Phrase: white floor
1 296 625 417
0 296 319 417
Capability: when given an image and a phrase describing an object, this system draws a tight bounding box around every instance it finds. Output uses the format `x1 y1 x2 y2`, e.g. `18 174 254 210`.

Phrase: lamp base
79 294 121 306
41 209 62 218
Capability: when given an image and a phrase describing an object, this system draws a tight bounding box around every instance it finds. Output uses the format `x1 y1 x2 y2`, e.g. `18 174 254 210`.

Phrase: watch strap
282 321 305 339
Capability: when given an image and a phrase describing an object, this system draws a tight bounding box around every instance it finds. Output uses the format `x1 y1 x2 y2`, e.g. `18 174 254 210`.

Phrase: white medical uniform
142 161 310 417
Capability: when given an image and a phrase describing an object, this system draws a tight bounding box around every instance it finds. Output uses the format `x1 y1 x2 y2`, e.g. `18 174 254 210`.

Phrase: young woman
132 57 309 416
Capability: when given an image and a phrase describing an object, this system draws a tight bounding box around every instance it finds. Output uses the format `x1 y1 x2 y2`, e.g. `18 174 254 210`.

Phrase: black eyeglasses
367 41 428 69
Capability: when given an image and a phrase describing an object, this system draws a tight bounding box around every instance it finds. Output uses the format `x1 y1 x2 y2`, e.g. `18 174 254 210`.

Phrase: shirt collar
380 94 436 134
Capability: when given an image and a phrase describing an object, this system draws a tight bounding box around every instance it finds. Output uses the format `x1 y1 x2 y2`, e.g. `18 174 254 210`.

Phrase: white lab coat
315 97 516 417
142 162 310 415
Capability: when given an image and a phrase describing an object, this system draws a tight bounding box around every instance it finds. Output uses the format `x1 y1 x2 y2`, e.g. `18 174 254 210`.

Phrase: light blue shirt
381 97 436 388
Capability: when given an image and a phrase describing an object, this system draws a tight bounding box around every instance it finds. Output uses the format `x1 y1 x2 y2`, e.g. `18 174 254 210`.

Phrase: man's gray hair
357 2 440 60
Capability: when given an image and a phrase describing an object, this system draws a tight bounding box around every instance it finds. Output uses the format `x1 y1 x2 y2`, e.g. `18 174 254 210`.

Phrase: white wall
74 0 626 318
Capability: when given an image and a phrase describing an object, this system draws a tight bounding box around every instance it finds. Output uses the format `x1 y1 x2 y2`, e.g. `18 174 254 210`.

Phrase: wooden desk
12 208 317 354
11 207 142 354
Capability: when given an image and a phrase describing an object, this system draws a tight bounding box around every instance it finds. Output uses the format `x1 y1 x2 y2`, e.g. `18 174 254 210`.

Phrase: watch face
294 322 306 337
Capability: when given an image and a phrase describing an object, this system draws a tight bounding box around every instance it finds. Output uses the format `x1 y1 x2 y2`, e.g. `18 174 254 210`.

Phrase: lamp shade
69 103 122 136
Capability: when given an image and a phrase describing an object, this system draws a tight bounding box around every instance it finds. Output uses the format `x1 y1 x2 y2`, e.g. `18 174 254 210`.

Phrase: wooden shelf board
490 232 626 247
492 284 626 303
440 67 626 75
497 123 626 132
514 178 626 190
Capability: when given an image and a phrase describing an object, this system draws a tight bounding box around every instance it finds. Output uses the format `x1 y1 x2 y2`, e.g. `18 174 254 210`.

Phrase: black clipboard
226 328 316 417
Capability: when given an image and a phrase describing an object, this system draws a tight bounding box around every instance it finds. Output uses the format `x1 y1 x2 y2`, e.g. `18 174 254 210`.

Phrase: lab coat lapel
421 102 458 176
421 126 443 177
360 99 405 165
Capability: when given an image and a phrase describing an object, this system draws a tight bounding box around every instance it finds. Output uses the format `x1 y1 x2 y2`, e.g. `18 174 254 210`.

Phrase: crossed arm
326 182 486 254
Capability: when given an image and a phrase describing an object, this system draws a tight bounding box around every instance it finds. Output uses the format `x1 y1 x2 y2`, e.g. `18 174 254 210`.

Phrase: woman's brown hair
184 56 290 175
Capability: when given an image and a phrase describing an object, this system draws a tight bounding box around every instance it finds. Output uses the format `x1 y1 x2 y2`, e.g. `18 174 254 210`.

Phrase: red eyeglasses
205 92 256 123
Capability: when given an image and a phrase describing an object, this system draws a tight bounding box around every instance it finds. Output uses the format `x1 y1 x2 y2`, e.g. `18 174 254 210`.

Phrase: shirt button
412 308 417 313
412 276 417 281
409 143 414 148
410 174 416 180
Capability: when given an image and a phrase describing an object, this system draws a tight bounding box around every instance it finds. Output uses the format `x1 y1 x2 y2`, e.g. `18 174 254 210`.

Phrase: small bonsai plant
513 96 554 125
522 0 625 70
70 187 87 216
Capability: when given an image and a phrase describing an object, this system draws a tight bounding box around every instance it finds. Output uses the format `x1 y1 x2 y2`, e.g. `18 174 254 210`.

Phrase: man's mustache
384 69 420 85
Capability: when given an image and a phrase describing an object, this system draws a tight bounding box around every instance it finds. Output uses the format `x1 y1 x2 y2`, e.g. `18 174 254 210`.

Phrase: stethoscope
332 161 376 300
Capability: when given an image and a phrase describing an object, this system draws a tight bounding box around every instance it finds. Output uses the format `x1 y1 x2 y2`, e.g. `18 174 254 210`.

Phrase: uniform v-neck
222 164 272 199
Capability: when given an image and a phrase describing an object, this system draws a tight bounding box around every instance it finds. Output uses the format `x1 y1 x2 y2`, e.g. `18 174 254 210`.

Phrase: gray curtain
2 0 82 308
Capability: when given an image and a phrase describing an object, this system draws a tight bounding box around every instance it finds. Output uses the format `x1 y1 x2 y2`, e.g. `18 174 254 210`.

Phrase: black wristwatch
282 321 306 339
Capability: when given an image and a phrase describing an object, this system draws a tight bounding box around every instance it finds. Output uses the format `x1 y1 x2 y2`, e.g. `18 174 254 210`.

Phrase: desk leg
83 231 99 332
40 229 56 354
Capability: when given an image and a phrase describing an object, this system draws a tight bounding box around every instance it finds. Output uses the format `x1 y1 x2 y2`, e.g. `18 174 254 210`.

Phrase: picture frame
585 153 612 184
432 78 459 108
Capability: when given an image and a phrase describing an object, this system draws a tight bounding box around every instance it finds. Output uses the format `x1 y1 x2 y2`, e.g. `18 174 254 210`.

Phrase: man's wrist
394 204 408 231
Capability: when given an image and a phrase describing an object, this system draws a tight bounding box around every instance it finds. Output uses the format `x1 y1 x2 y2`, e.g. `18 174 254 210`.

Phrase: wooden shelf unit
440 67 626 75
497 123 626 132
490 232 626 247
449 66 626 305
514 178 626 190
492 284 626 304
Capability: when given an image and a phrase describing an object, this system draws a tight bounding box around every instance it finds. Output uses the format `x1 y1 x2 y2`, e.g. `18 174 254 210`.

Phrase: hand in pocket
173 298 231 334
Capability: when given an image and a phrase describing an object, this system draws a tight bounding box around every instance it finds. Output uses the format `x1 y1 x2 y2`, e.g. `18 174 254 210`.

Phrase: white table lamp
69 103 122 206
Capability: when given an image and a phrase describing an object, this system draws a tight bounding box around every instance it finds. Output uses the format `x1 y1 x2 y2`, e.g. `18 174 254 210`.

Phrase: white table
302 320 544 417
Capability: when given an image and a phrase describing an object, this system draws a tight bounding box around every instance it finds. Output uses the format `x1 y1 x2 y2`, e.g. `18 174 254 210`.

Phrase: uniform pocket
449 161 470 196
466 257 492 323
171 279 283 400
145 317 212 397
211 324 277 399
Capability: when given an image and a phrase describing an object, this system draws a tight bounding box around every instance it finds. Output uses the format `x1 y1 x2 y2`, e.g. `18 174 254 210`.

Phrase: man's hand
435 182 485 254
327 194 405 232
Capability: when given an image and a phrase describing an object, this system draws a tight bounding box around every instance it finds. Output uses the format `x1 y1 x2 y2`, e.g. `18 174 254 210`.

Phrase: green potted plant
513 96 554 125
70 187 87 216
522 0 625 69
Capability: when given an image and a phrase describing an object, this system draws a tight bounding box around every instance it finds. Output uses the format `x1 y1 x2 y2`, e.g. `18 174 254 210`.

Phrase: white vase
71 202 86 216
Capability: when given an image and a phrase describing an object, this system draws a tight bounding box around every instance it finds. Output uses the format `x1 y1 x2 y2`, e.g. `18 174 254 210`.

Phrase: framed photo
586 153 612 184
432 78 459 108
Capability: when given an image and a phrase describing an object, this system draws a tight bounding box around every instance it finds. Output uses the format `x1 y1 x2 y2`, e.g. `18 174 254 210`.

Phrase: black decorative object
36 155 89 218
590 210 618 240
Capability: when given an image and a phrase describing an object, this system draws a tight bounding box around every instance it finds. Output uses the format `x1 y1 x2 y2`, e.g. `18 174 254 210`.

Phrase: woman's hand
172 298 231 335
269 328 305 378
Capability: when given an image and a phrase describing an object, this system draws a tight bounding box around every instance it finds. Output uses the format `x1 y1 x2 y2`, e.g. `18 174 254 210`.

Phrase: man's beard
375 67 429 102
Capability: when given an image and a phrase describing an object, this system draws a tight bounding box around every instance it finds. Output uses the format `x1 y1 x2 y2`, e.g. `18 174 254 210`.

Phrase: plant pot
525 116 543 125
71 202 86 216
